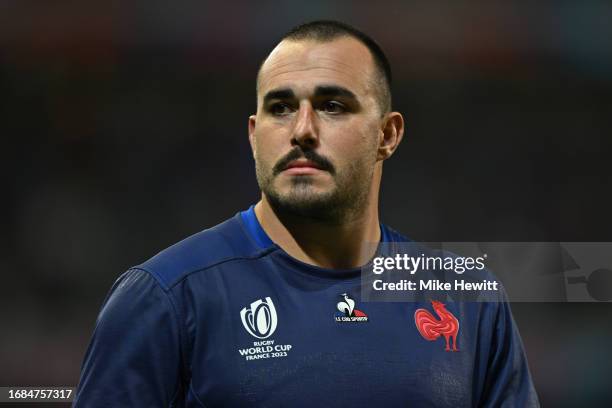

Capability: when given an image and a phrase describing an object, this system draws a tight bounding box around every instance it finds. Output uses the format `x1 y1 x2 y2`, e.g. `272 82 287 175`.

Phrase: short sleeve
479 293 540 407
73 268 185 407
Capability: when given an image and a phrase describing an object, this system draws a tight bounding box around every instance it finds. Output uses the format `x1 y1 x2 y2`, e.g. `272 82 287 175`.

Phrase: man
74 21 539 407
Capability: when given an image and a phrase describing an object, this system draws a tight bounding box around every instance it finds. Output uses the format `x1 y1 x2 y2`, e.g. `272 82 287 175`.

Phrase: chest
186 285 481 408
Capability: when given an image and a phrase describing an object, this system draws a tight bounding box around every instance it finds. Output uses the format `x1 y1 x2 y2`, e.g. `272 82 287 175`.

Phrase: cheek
328 123 379 161
254 128 283 167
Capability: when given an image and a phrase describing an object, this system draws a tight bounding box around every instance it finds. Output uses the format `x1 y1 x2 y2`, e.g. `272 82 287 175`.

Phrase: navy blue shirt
74 206 539 407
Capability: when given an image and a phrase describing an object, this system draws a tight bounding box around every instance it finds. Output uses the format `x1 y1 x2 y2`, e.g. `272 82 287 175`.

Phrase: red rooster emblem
414 300 460 352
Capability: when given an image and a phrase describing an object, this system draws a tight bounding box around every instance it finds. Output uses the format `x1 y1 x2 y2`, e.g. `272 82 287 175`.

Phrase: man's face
249 37 384 221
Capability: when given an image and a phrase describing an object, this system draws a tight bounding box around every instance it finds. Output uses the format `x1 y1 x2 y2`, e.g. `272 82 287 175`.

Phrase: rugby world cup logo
240 297 278 339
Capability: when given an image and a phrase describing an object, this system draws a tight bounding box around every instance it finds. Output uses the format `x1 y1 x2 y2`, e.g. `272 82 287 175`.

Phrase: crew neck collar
240 205 394 279
240 204 394 249
240 205 275 249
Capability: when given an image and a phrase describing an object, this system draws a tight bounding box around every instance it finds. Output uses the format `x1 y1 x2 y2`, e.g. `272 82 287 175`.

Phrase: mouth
282 159 325 175
272 149 335 177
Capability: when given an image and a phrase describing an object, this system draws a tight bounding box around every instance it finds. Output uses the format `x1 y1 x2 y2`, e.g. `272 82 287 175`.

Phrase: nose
291 102 319 149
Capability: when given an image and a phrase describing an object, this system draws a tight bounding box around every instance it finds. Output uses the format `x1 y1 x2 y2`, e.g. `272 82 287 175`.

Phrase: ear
248 115 257 158
377 111 405 161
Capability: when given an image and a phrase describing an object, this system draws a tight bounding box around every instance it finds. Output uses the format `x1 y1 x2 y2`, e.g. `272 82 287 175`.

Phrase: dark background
1 1 611 406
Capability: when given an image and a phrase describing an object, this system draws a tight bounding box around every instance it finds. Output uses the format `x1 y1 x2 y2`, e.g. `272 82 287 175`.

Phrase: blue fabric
74 208 539 407
240 205 274 249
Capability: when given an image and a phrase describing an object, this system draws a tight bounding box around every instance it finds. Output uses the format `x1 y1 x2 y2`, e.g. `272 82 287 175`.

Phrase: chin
267 187 344 221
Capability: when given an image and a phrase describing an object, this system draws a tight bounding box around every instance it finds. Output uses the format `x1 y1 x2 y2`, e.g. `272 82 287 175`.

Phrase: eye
320 100 346 114
269 102 294 116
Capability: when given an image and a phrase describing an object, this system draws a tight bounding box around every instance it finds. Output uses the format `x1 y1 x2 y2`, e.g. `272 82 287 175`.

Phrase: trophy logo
240 297 278 339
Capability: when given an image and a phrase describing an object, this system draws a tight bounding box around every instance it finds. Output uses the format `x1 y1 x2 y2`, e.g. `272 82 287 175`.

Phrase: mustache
272 148 335 176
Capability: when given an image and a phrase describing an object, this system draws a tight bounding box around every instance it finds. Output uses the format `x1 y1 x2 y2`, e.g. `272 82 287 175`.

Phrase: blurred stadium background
1 1 611 406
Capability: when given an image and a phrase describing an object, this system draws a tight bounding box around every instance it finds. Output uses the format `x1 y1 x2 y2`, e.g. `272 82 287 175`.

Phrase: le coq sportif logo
240 297 278 339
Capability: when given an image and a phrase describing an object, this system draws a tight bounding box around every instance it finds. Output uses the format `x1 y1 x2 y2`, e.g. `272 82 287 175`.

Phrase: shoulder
134 212 272 290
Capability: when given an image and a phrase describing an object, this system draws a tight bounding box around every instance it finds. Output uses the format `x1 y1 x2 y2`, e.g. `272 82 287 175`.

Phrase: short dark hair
258 20 393 113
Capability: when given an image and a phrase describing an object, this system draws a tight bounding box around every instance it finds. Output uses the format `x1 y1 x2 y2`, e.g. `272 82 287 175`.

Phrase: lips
285 160 322 170
282 160 325 175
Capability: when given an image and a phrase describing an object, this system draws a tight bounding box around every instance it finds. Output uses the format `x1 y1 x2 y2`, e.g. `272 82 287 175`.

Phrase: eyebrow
313 85 356 100
262 85 358 105
263 89 295 105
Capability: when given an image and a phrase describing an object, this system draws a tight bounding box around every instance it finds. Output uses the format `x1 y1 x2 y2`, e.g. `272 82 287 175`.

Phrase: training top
74 206 539 407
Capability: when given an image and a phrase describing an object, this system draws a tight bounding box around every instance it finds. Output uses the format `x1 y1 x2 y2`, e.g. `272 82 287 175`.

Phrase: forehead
257 37 377 98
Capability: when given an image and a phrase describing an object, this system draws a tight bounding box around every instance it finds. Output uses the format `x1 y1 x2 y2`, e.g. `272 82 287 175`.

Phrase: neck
254 195 381 269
